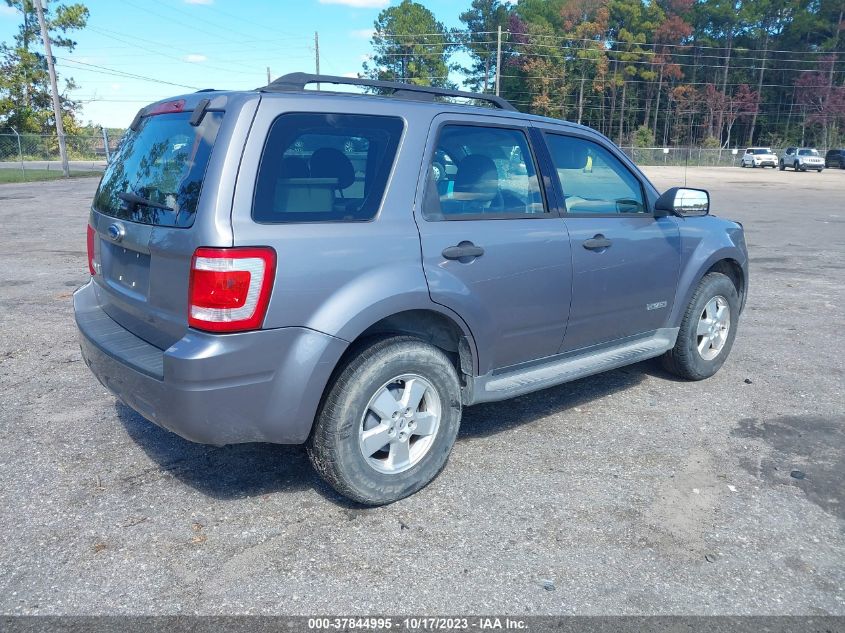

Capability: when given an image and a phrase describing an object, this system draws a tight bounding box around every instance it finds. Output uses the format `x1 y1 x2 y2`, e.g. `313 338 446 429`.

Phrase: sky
0 0 486 128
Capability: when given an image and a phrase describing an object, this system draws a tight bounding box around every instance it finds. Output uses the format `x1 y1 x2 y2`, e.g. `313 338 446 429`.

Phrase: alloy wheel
358 374 442 474
696 295 731 361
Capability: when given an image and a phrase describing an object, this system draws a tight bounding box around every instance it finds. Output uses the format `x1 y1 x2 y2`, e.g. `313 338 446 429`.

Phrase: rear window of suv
252 113 403 223
93 110 223 228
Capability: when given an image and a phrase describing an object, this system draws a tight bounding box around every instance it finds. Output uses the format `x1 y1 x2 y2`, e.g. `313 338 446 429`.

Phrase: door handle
442 241 484 260
583 235 612 250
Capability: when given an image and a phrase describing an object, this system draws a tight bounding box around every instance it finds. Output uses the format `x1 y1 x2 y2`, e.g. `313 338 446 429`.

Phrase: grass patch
0 169 101 184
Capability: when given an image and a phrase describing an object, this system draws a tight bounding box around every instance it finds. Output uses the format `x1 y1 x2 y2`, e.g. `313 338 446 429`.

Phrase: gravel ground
0 166 842 615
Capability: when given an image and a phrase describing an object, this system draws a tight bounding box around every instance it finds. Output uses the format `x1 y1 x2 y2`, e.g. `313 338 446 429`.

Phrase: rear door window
252 113 404 223
93 110 223 228
422 124 546 220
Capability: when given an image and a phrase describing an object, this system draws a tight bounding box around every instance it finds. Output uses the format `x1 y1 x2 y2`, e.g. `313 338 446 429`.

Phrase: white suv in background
740 147 777 168
780 147 825 172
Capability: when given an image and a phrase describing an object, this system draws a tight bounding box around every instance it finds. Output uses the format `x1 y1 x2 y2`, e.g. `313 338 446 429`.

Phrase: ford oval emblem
107 223 125 242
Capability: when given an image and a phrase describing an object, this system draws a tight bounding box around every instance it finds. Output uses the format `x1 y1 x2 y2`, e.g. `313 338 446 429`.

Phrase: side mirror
655 187 709 217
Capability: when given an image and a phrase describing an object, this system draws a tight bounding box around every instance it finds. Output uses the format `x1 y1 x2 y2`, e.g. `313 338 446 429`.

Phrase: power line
377 30 843 57
373 44 843 75
85 26 261 76
54 57 201 90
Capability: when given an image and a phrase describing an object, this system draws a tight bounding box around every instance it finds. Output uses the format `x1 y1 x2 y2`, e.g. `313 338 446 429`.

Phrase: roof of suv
138 73 601 140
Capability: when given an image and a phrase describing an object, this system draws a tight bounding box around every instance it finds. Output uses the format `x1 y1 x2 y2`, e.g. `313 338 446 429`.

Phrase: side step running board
469 328 678 404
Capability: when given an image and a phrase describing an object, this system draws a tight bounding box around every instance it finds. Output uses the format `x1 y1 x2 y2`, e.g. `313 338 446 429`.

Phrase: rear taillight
86 224 98 275
188 247 276 333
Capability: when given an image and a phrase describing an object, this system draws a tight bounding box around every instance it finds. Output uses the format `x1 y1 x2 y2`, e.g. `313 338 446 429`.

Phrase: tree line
1 0 89 136
365 0 845 149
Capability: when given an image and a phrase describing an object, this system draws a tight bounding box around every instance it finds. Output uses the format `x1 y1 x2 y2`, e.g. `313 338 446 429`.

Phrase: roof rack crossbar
259 72 517 112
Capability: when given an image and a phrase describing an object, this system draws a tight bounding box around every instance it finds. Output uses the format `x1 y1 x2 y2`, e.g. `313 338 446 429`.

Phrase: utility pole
34 0 69 178
315 31 320 89
266 66 271 85
748 28 769 146
495 26 502 96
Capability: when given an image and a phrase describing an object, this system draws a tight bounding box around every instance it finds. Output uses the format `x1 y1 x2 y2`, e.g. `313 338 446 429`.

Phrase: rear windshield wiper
117 191 172 211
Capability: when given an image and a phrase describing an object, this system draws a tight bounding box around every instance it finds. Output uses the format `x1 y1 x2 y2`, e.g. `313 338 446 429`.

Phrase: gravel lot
0 166 842 615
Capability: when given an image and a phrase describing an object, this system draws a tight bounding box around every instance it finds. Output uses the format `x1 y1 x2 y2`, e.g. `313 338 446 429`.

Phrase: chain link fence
0 132 125 172
619 146 790 167
0 134 821 174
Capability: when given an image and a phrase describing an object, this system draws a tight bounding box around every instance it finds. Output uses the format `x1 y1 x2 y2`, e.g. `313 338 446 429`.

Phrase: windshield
93 110 223 227
798 149 819 156
752 149 772 155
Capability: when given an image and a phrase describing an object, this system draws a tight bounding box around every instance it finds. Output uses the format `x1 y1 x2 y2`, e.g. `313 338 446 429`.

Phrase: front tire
307 336 462 505
779 160 785 171
662 272 740 381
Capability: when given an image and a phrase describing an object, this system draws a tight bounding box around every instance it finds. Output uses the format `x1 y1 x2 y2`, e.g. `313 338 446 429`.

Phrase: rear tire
662 273 740 381
307 336 462 505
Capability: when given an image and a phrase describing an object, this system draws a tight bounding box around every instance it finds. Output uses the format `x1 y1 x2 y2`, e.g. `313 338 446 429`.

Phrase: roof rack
259 72 517 112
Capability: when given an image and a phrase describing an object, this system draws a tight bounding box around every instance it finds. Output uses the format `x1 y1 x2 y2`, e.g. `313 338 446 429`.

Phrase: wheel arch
327 306 480 409
670 250 748 329
705 258 745 306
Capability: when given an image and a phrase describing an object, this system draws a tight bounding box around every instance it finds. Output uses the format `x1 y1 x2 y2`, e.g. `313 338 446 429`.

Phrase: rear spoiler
129 98 211 132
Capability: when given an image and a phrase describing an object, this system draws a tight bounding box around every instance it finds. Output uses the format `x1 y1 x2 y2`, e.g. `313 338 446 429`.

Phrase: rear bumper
74 281 347 445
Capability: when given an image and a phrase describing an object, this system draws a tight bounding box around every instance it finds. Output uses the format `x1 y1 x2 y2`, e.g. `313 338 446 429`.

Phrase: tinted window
545 134 646 215
252 113 403 223
423 125 545 220
798 149 819 156
94 111 223 227
752 148 772 155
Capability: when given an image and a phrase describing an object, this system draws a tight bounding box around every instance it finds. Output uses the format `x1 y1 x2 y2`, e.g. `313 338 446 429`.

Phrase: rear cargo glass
93 110 223 228
252 113 403 223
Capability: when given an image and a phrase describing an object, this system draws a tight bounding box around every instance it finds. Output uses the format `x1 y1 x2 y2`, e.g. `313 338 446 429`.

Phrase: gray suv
75 74 748 505
779 147 825 171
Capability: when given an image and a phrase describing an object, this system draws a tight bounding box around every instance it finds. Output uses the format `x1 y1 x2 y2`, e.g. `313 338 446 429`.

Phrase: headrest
454 154 499 199
554 142 589 169
310 147 355 189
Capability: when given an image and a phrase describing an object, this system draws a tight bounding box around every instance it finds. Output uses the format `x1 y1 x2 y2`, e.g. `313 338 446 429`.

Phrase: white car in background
740 147 777 168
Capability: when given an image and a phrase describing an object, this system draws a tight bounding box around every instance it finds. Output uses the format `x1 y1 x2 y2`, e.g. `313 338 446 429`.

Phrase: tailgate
88 103 226 350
